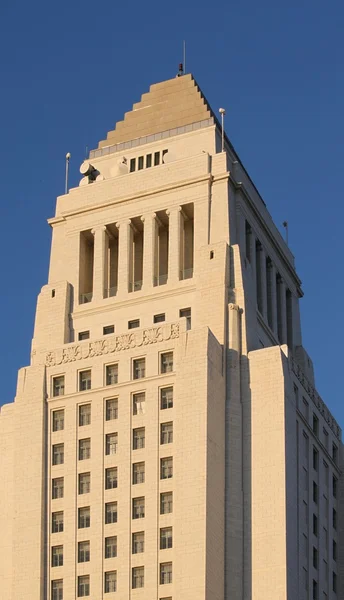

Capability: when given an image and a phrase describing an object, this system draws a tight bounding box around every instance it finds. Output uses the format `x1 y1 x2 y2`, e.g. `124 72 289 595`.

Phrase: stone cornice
45 323 180 367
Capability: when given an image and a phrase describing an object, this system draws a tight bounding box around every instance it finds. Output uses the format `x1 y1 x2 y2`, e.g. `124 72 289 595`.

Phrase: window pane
79 438 91 460
133 392 145 415
52 545 64 567
161 422 173 444
133 462 145 484
105 536 117 559
161 352 173 374
133 427 145 449
53 376 65 397
106 364 118 385
105 467 118 490
106 398 118 421
132 531 144 554
161 457 173 479
103 325 115 335
52 477 64 499
105 502 118 524
161 387 173 409
79 473 90 495
133 358 145 379
52 511 64 533
52 443 64 465
79 370 91 391
106 433 118 455
52 410 64 432
105 571 117 593
78 507 90 528
78 575 90 597
160 562 172 585
160 492 173 514
79 404 91 426
78 541 90 563
160 527 173 549
132 566 144 589
132 497 145 519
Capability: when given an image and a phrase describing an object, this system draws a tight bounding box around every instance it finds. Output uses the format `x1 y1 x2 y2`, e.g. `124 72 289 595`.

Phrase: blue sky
1 0 343 426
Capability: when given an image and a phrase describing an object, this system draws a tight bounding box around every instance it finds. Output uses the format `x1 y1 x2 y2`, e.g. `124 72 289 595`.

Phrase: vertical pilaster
116 219 131 296
257 245 267 319
193 199 208 276
91 225 106 301
167 207 180 285
268 262 278 336
277 276 288 344
141 213 155 291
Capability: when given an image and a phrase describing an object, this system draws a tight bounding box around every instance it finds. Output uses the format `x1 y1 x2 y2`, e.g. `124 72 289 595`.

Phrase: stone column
166 207 180 285
193 199 208 277
268 261 278 336
257 244 267 320
116 219 131 296
141 213 155 291
277 276 287 344
91 225 106 302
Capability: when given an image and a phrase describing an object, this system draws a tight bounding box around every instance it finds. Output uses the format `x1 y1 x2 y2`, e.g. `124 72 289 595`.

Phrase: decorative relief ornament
45 323 180 367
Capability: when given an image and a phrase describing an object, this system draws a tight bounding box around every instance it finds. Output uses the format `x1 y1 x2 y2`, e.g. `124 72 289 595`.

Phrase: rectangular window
105 571 117 593
130 158 136 172
179 307 191 330
105 501 117 524
78 575 90 597
332 443 338 464
132 497 145 519
79 438 91 461
313 481 318 504
313 514 318 536
313 414 319 436
78 541 90 563
333 475 337 498
245 220 252 261
133 462 145 484
105 536 117 559
333 508 337 530
79 472 90 495
303 397 309 420
160 352 173 374
133 392 145 415
52 443 64 466
133 427 145 450
303 567 308 591
160 492 173 514
313 579 318 600
154 313 165 323
313 447 319 471
138 156 144 170
78 506 90 529
52 477 64 499
106 398 118 421
133 357 145 379
103 325 115 335
78 331 90 341
161 422 173 444
146 154 152 168
52 580 63 600
105 467 118 490
313 546 318 569
106 364 118 386
52 545 63 567
52 511 64 533
160 562 172 585
79 370 91 391
132 531 144 554
53 376 65 397
323 461 329 488
333 539 337 561
333 572 337 593
161 457 173 479
132 566 144 589
160 527 173 549
128 319 140 329
106 432 118 455
79 404 91 426
303 432 309 459
52 409 64 432
154 151 160 166
161 387 173 409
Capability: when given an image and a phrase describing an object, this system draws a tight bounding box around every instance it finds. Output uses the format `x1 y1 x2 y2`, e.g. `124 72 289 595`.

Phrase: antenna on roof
183 40 186 74
282 221 289 245
176 62 184 77
219 108 226 152
65 152 71 194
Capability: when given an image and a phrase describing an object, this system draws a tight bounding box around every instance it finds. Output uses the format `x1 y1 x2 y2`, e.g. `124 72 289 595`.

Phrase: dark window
78 331 90 341
333 508 337 530
333 540 337 561
161 387 173 410
154 313 165 323
313 514 318 536
154 151 160 166
313 447 318 471
333 475 337 498
312 579 317 600
333 572 337 593
146 154 152 168
103 325 115 335
313 481 318 504
313 414 319 436
128 319 140 329
138 156 144 170
179 307 191 330
312 547 318 569
332 443 338 464
130 158 136 172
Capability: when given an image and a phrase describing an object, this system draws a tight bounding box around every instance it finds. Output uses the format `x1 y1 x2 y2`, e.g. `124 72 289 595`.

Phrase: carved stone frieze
45 323 180 367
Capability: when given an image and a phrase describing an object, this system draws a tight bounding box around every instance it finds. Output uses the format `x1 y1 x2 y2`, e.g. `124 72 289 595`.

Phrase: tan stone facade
0 74 342 600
